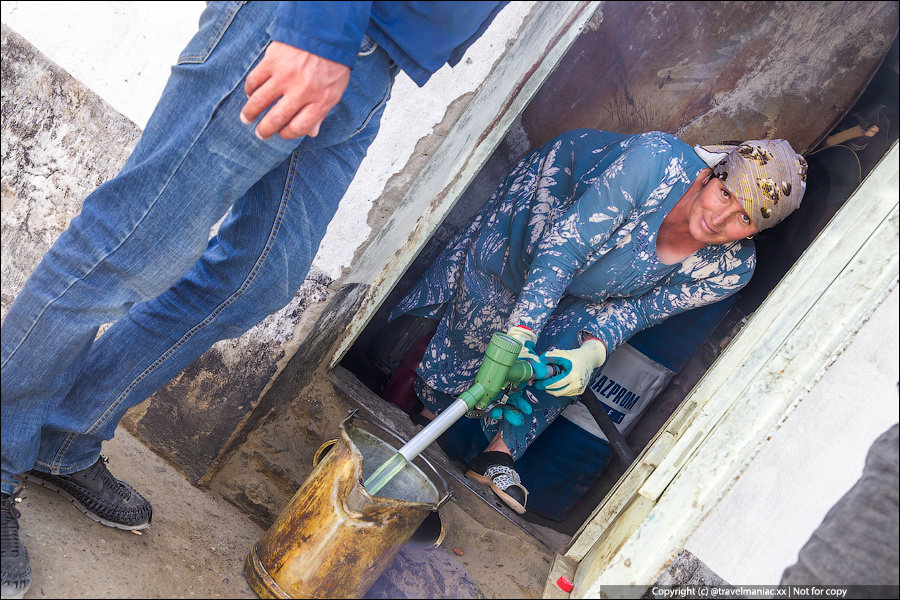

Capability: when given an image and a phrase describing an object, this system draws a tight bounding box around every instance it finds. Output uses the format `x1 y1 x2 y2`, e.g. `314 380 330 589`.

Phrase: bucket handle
436 491 453 510
312 439 338 467
310 408 360 467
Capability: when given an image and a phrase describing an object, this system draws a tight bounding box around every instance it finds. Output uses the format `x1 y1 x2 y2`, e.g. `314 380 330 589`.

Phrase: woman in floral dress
390 129 807 513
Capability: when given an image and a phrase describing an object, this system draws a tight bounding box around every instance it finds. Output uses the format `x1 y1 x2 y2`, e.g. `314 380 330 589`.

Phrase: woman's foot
465 451 528 514
410 407 435 427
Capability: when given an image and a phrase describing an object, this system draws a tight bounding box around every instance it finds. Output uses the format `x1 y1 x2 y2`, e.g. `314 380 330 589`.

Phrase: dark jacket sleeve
272 2 507 86
366 1 508 85
272 2 373 69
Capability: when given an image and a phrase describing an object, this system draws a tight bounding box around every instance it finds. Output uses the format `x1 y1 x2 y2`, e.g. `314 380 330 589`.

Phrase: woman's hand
536 338 607 396
506 326 550 379
489 390 533 426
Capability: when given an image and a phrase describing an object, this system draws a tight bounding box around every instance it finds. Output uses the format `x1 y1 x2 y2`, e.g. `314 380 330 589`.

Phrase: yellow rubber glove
506 326 538 361
537 338 607 397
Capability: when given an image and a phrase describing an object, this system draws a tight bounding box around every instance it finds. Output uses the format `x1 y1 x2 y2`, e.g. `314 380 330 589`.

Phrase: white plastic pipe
398 398 469 462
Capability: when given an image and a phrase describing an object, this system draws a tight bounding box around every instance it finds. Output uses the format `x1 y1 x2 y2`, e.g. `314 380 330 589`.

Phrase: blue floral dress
391 130 756 459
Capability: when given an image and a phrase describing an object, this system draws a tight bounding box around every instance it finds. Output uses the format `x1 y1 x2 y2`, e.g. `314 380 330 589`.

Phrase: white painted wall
1 0 535 281
4 1 898 587
1 1 206 129
685 284 899 585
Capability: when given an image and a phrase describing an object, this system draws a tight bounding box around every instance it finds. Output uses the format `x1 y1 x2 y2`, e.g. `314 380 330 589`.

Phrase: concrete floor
14 429 264 599
14 427 487 600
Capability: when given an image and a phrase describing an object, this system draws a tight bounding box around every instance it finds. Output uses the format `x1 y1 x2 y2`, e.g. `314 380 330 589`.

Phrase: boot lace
93 456 133 501
1 490 23 554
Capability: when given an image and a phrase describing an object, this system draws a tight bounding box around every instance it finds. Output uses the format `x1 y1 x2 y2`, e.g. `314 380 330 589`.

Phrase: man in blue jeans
0 2 506 597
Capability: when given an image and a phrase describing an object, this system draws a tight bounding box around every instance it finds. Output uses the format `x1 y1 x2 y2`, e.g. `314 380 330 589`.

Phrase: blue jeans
1 1 396 495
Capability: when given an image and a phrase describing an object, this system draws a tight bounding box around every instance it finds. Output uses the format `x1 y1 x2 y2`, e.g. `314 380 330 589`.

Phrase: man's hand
241 41 351 140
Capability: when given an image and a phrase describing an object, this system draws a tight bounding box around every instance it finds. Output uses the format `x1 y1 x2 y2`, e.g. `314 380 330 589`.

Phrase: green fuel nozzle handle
388 332 540 469
457 333 535 411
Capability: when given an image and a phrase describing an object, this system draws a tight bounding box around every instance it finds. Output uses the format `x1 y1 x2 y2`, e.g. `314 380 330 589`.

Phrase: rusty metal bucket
244 412 449 599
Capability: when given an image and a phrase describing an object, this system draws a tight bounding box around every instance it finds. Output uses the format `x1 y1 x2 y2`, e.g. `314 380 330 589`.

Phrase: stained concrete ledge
1 23 141 323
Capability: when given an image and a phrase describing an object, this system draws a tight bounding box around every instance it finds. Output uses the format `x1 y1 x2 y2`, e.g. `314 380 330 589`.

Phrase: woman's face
688 176 759 245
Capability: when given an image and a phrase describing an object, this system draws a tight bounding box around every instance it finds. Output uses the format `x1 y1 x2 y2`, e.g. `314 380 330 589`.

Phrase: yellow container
245 414 447 599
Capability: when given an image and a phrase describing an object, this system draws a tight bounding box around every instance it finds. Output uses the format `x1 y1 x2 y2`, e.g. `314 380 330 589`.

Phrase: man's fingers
279 103 330 139
252 95 305 140
240 79 281 127
244 93 330 140
239 42 351 140
244 63 269 99
273 70 347 139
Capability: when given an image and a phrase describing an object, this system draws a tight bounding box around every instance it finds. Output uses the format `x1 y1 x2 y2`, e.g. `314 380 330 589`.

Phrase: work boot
1 490 31 600
24 455 152 530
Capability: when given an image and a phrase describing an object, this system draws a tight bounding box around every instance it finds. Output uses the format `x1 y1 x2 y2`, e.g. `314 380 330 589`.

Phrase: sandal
465 451 528 514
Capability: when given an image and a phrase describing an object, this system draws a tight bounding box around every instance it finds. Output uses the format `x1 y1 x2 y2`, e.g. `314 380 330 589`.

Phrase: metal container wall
245 415 446 599
522 1 899 153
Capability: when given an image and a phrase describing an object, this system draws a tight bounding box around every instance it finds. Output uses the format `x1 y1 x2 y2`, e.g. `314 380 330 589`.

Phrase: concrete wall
1 23 142 322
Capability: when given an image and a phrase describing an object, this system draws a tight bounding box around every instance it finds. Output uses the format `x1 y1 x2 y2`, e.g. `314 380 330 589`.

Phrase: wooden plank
565 460 657 560
565 394 699 559
658 399 699 442
571 494 657 596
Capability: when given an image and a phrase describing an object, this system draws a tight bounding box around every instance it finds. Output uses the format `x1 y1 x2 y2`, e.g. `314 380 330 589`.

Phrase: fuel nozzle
457 333 533 411
386 332 547 472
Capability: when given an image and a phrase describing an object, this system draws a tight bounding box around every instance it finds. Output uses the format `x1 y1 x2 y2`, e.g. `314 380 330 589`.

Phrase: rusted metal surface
523 1 898 153
245 415 445 599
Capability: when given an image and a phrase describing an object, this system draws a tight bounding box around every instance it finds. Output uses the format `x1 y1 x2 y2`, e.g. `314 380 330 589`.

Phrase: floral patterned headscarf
695 139 807 231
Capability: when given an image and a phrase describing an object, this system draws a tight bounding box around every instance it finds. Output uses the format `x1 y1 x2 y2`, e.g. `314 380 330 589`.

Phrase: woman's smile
688 176 758 244
700 215 718 236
